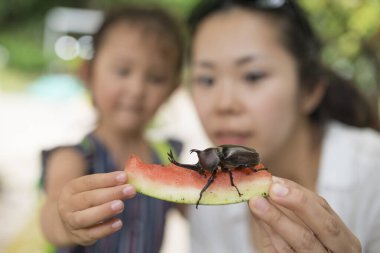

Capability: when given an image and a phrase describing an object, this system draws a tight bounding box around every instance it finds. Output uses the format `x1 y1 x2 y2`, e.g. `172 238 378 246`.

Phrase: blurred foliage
0 0 83 73
299 0 380 102
0 0 379 101
0 20 46 72
0 0 196 74
87 0 197 17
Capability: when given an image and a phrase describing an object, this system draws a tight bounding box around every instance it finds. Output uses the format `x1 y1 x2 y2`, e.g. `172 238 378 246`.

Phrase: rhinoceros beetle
168 144 267 208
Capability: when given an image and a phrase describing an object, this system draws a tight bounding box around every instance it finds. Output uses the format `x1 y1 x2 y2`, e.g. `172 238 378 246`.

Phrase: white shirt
189 121 380 253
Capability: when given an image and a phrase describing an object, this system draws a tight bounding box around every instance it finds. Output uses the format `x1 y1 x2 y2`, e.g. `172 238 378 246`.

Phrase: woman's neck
266 121 323 191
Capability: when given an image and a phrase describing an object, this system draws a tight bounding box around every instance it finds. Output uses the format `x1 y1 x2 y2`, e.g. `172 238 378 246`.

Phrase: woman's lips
214 131 252 145
119 103 144 113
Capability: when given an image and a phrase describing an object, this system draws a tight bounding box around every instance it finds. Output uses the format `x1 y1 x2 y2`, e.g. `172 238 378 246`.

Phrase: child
40 6 183 253
187 0 380 252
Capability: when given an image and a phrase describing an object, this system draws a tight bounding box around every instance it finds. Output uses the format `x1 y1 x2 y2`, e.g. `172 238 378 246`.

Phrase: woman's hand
249 177 361 253
57 171 136 246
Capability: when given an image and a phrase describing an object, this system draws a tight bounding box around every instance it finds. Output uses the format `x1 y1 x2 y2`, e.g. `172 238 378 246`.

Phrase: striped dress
41 133 182 253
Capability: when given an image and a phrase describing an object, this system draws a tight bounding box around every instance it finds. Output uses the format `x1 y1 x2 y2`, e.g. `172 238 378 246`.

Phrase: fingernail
111 200 123 211
272 182 289 197
116 172 126 183
123 185 135 196
111 220 122 229
252 197 269 212
272 176 284 183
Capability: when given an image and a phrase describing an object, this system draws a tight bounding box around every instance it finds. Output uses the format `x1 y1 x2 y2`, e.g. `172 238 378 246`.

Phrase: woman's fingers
269 177 361 253
249 196 327 253
258 220 295 253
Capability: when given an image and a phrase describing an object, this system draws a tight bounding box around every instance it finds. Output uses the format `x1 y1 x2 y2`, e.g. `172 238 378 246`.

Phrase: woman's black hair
92 5 184 74
188 0 380 131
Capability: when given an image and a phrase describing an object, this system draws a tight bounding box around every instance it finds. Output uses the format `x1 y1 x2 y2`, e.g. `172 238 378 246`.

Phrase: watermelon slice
125 155 272 206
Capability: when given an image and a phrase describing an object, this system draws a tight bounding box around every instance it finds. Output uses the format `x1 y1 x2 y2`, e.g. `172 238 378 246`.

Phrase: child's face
89 21 178 134
191 8 309 163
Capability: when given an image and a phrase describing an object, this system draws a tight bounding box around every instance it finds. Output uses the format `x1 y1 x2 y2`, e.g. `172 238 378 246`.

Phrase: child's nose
125 75 145 98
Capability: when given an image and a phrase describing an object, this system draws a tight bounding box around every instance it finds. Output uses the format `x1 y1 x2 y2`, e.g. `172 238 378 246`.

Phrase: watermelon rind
125 155 272 206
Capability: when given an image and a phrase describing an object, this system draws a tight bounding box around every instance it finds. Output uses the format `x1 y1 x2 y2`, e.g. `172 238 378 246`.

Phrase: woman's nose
214 81 241 114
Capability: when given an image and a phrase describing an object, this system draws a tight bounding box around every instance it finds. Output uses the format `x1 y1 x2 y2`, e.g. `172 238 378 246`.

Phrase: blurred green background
0 0 379 101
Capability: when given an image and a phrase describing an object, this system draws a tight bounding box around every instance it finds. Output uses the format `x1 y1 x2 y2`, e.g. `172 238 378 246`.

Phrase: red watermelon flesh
125 155 272 205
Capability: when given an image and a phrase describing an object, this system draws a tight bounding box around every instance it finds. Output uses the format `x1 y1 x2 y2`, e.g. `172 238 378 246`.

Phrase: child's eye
193 76 214 87
116 68 130 77
148 75 167 85
244 71 266 84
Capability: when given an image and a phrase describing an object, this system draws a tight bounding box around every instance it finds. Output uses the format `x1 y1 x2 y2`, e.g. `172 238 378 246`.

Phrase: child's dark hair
92 5 184 74
188 0 380 131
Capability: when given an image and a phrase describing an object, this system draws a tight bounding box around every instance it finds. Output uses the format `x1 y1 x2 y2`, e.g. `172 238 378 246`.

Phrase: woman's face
191 8 308 163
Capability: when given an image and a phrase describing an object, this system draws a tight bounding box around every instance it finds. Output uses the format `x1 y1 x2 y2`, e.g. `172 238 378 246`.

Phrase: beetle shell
218 145 260 170
198 148 220 171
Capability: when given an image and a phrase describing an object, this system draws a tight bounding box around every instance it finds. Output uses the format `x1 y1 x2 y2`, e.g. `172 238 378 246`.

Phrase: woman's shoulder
320 121 380 249
324 121 380 157
319 121 380 189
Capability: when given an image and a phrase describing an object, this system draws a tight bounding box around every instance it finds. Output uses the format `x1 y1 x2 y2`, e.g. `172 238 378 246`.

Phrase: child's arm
40 148 136 246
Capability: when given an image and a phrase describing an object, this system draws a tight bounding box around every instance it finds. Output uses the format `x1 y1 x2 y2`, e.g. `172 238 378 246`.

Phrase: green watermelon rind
125 155 272 206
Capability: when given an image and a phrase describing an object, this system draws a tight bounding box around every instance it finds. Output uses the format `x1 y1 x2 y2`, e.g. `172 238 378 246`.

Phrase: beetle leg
249 167 268 172
196 169 217 209
168 150 204 174
228 170 242 197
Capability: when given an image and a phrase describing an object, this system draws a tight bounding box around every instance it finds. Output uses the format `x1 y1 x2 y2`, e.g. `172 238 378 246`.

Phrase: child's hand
57 171 136 246
249 177 361 253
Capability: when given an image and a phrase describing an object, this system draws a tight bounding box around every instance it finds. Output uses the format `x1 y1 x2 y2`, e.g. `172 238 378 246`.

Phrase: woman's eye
193 76 214 87
244 72 266 83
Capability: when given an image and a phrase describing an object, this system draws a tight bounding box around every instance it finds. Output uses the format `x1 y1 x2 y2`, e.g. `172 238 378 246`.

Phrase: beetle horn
190 149 200 154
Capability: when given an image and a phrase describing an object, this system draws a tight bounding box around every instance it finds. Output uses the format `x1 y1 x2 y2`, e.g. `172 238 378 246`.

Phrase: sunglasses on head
233 0 286 8
190 0 312 39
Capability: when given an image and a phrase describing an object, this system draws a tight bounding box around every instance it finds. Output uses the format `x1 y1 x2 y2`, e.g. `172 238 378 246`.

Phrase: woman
187 0 380 252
